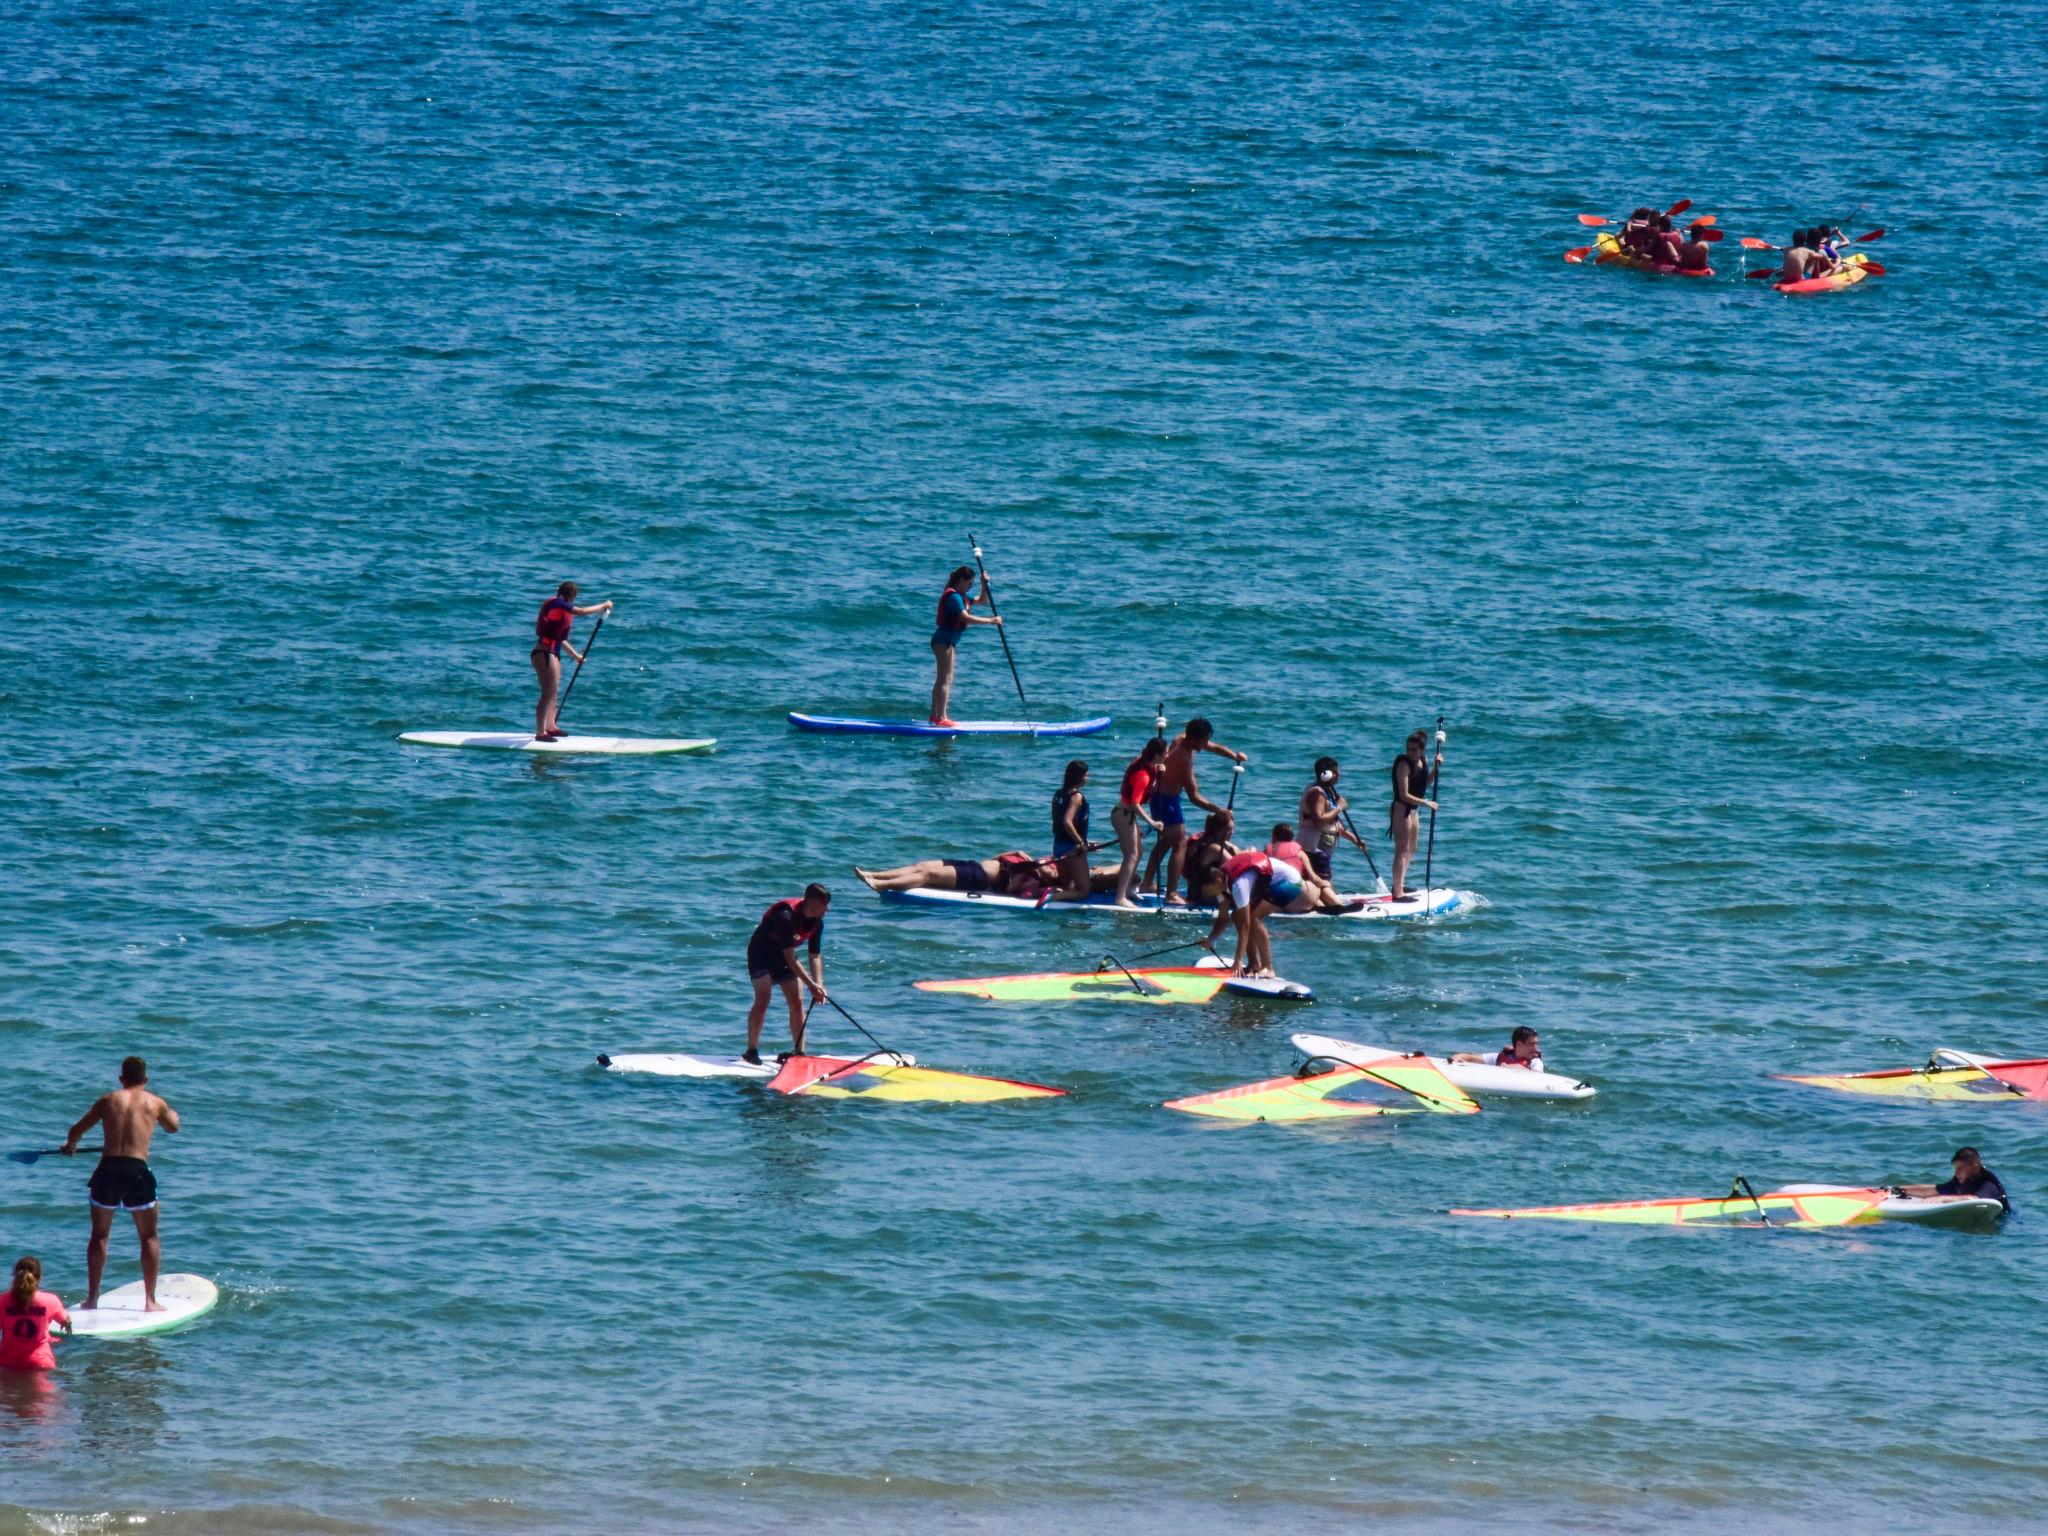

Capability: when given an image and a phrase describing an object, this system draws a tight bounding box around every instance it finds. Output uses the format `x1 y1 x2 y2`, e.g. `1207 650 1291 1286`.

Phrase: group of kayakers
1615 208 1715 274
1776 225 1853 284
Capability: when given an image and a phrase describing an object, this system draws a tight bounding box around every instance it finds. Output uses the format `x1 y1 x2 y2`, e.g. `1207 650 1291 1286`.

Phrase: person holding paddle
1297 757 1370 887
928 563 1002 727
1140 719 1248 905
744 884 830 1065
1390 729 1440 901
60 1056 179 1313
532 582 612 742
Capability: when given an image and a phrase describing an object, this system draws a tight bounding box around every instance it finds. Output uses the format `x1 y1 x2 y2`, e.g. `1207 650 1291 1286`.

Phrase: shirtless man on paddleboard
1139 718 1247 904
61 1056 180 1312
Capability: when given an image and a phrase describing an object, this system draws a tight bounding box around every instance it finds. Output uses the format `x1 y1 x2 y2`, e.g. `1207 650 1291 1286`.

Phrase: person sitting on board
1111 737 1169 908
1139 718 1248 905
1181 810 1238 906
531 581 612 742
1389 730 1440 901
1619 207 1653 257
1205 847 1303 978
1297 758 1371 890
1263 824 1358 915
60 1056 179 1312
0 1256 70 1373
1453 1027 1543 1071
1048 760 1093 902
1675 222 1713 275
744 884 830 1066
928 563 1002 728
1901 1147 2012 1213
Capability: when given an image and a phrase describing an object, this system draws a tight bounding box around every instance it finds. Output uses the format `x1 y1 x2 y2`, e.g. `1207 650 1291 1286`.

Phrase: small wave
204 917 332 940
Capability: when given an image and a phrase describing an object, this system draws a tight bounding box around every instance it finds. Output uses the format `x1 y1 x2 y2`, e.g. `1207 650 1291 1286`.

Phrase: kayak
400 731 715 755
1592 231 1712 278
1454 1182 2004 1230
1777 1048 2048 1102
915 954 1312 1004
596 1050 914 1079
1291 1033 1594 1101
789 713 1113 737
1777 251 1873 295
766 1053 1065 1103
878 885 1467 921
67 1274 220 1338
1166 1049 1480 1122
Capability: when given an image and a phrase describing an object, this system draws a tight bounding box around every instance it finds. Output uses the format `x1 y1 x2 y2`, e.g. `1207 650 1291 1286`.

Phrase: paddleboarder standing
532 582 613 742
1140 719 1248 904
745 884 830 1065
60 1056 179 1313
929 564 1002 727
1389 730 1440 901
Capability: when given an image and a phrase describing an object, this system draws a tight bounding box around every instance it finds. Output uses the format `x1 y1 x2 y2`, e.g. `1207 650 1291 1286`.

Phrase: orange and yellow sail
767 1053 1065 1104
1166 1049 1479 1122
1778 1050 2048 1102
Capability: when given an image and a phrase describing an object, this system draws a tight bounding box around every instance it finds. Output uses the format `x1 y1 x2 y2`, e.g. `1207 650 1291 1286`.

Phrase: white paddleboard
67 1274 219 1339
1292 1033 1595 1101
1188 953 1314 1000
878 886 1467 921
1776 1184 2007 1230
597 1050 914 1078
401 731 715 756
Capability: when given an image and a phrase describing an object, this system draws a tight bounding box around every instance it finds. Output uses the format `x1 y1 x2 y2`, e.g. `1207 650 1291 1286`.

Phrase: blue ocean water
4 1 2046 1531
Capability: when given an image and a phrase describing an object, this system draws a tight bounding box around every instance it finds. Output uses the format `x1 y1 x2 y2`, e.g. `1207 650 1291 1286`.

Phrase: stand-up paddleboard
1293 1034 1594 1101
878 886 1467 921
596 1050 914 1078
401 731 715 756
67 1274 219 1339
789 713 1112 738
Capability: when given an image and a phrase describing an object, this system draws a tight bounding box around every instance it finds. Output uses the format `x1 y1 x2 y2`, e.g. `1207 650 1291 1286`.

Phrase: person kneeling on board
0 1257 70 1374
929 563 1002 728
745 885 830 1065
1453 1028 1543 1071
1900 1147 2011 1213
1180 810 1238 906
61 1056 180 1312
1205 847 1303 978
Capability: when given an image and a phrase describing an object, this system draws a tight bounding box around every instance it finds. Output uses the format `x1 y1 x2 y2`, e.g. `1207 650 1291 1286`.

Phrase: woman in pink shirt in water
1 1256 71 1372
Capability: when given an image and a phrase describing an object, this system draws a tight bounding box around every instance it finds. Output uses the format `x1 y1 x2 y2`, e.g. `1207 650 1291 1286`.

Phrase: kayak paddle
969 534 1028 710
9 1146 101 1165
557 614 604 720
1574 199 1693 229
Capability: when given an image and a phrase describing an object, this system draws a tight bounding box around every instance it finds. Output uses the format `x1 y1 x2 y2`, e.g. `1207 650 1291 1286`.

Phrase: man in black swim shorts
62 1055 182 1312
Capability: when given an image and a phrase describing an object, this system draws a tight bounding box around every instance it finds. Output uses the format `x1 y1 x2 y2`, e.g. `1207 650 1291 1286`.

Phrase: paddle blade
1564 245 1594 264
1740 237 1777 250
1691 214 1717 227
1747 268 1778 280
1665 198 1692 217
1577 214 1612 227
1861 261 1886 277
1856 228 1885 243
7 1150 42 1165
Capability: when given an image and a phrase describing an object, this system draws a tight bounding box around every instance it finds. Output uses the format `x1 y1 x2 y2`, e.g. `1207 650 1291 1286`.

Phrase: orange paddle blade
1691 214 1717 227
1861 261 1886 276
1564 245 1594 263
1665 198 1692 217
1577 214 1611 227
1740 237 1777 250
1856 228 1885 243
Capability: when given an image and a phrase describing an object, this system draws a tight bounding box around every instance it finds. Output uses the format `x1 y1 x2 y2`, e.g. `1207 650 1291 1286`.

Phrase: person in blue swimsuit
929 564 1002 727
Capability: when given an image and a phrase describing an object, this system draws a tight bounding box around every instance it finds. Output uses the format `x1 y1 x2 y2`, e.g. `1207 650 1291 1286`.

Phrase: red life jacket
535 597 575 652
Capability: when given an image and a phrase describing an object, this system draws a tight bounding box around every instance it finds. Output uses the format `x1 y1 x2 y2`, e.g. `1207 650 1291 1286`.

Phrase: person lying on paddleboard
853 851 1116 901
1112 737 1168 908
1389 730 1440 901
1297 758 1370 887
744 885 829 1065
1901 1147 2011 1213
532 582 613 741
1181 810 1237 906
61 1056 178 1312
1205 847 1302 977
0 1256 70 1373
1453 1027 1543 1071
1139 718 1247 905
928 563 1001 728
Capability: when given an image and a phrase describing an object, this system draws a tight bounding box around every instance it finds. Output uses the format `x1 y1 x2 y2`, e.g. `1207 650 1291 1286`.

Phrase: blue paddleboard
789 713 1112 737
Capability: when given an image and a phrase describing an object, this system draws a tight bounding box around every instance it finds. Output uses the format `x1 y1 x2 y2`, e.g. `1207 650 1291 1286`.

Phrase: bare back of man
64 1059 180 1311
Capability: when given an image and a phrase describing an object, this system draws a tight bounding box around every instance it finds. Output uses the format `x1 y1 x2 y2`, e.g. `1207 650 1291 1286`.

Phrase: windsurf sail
1166 1050 1479 1123
914 966 1233 1005
1452 1182 1892 1228
766 1053 1065 1103
1776 1051 2048 1102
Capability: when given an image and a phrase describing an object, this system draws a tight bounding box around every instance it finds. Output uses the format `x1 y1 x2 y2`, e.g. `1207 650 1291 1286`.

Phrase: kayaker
0 1257 69 1374
1140 718 1248 904
1049 760 1092 901
1652 213 1684 265
1297 757 1370 886
744 885 830 1065
1902 1147 2011 1213
532 582 613 741
61 1057 179 1313
1621 207 1653 256
1675 223 1713 275
928 563 1002 728
1206 847 1303 977
1389 730 1440 901
1182 810 1237 906
1453 1028 1543 1071
1111 738 1169 908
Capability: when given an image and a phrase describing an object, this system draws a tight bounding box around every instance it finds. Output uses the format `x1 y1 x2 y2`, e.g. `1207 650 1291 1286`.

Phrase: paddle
1421 717 1445 904
1226 760 1244 811
556 614 603 721
969 534 1028 710
1574 198 1693 230
9 1145 101 1166
1335 800 1386 891
1733 1175 1774 1227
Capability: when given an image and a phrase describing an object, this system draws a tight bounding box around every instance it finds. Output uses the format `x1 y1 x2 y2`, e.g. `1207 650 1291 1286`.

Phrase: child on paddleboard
928 564 1001 727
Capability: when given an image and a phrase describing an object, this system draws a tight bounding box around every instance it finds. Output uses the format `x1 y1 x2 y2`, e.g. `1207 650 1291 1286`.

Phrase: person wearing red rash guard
1204 847 1303 977
1111 736 1168 908
531 581 613 741
744 884 830 1065
0 1256 70 1374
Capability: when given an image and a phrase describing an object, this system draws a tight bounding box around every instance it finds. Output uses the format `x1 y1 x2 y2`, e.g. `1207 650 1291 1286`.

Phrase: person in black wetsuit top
1903 1146 2012 1213
1389 730 1440 900
744 884 830 1064
1049 760 1092 901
